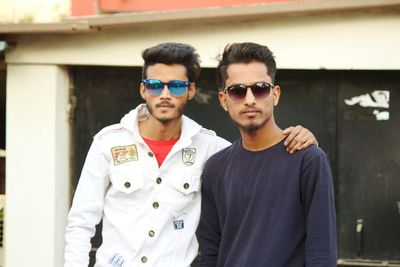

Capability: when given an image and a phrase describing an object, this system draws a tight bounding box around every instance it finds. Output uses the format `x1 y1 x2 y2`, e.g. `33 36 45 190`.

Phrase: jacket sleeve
196 168 221 267
301 150 337 267
64 137 110 267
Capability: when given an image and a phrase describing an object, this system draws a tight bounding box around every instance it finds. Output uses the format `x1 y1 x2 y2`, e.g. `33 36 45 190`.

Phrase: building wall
5 65 70 267
70 0 400 16
6 11 400 69
0 0 70 23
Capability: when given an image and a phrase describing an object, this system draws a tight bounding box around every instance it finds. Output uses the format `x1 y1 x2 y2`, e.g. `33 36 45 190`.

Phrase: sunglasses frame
142 79 192 97
224 82 275 101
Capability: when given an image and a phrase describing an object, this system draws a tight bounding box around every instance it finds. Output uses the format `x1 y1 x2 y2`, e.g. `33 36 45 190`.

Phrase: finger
291 127 317 150
300 140 314 150
296 140 311 152
295 126 308 137
299 130 317 147
288 131 307 153
309 133 318 146
285 125 304 149
296 127 318 146
282 126 294 136
284 125 301 146
292 132 315 152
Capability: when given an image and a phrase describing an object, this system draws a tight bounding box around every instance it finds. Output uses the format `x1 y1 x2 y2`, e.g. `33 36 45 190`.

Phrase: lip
241 109 261 115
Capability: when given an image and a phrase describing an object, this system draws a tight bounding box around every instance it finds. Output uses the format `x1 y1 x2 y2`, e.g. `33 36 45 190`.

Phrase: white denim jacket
65 104 230 267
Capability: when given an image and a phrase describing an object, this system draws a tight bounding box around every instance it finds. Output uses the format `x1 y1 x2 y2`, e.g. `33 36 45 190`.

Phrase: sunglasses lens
252 82 271 98
168 80 189 96
143 79 163 94
226 83 272 101
227 85 247 101
143 79 189 96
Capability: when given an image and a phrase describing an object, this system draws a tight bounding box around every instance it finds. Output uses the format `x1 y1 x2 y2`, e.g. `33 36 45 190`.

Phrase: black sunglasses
224 82 274 101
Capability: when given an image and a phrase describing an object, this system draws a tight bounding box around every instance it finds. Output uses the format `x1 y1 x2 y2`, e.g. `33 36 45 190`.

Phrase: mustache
155 102 175 108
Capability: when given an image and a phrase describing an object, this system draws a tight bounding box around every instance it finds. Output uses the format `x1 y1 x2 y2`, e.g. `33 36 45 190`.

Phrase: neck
240 119 285 152
139 115 182 141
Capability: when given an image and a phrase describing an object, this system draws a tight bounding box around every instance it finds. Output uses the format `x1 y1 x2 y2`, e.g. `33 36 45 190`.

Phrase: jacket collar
120 103 202 145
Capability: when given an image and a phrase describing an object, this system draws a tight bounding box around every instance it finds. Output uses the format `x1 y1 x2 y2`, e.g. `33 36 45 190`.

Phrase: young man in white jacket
64 42 317 267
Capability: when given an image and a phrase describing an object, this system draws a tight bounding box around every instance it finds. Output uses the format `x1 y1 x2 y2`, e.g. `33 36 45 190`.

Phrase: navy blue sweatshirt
197 139 337 267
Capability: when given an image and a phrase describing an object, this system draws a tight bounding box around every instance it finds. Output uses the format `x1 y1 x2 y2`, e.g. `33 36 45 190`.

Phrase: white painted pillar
5 64 70 267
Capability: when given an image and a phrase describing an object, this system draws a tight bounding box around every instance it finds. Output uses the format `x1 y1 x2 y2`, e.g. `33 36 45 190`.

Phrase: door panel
276 70 337 170
337 71 400 261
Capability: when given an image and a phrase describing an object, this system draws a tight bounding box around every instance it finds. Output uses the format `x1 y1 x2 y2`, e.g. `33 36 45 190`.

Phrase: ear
272 85 281 106
140 83 146 100
187 82 196 100
218 91 228 111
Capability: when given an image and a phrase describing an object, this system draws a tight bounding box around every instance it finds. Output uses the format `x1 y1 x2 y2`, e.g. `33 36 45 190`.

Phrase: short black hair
216 42 277 87
142 42 201 82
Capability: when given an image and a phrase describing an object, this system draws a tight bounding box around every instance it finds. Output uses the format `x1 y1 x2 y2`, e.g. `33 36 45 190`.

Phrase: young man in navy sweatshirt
197 42 337 267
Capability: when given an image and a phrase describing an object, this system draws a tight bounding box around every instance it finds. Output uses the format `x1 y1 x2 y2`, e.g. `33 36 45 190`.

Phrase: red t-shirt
143 137 179 166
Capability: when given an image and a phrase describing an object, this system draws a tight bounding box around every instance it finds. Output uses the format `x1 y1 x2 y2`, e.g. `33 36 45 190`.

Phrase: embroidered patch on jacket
111 144 138 165
182 148 196 166
173 219 184 230
109 253 124 267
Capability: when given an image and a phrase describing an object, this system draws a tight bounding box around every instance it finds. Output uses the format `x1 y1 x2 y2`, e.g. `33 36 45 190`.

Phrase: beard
146 100 186 124
230 115 269 133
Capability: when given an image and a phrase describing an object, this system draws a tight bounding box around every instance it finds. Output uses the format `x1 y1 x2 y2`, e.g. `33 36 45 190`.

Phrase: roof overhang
1 0 400 35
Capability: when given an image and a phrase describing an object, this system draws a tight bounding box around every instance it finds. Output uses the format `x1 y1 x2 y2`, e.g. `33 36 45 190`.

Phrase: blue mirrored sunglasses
142 79 191 97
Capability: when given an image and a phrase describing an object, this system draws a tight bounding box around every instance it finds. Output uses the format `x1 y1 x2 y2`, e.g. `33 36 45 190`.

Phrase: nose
244 87 256 105
160 84 171 98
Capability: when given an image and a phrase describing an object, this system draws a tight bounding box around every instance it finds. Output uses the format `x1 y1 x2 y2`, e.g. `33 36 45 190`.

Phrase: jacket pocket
110 172 144 194
170 175 201 217
108 172 145 212
172 174 200 195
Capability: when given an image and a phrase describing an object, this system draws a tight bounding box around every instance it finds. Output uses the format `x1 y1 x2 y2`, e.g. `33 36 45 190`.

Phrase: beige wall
0 0 70 23
5 65 70 267
6 11 400 69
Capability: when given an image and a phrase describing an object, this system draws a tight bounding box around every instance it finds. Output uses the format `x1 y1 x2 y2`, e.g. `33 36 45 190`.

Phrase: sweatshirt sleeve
197 166 221 267
64 137 110 267
301 150 337 267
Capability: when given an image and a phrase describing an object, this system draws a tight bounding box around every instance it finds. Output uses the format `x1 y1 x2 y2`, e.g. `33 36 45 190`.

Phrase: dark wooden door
336 71 400 263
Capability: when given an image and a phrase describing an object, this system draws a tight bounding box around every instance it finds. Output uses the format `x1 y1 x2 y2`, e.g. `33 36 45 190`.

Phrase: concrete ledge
1 0 400 34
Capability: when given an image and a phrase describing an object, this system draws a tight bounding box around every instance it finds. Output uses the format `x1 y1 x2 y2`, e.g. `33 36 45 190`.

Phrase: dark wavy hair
141 42 201 82
216 42 277 87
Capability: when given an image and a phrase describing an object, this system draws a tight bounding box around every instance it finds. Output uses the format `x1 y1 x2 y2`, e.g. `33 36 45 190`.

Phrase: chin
155 116 174 123
155 112 181 123
233 121 260 132
242 124 263 132
153 110 173 119
233 118 267 133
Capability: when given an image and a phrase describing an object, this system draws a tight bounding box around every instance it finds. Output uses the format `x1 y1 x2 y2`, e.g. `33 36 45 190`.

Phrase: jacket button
148 230 155 237
183 183 190 189
141 256 147 263
124 182 131 188
156 177 162 184
153 202 159 209
148 152 154 157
